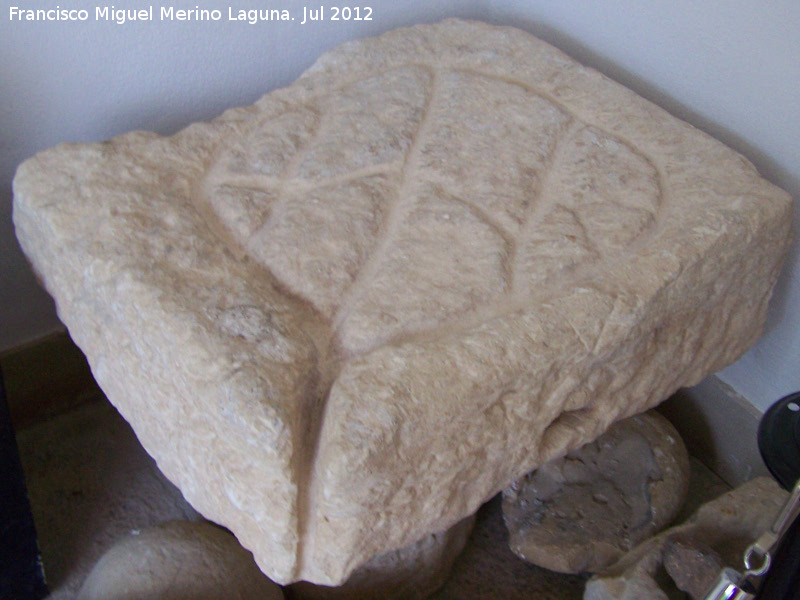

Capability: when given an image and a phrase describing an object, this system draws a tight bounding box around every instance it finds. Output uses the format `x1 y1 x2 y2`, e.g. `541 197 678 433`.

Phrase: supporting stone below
503 411 690 574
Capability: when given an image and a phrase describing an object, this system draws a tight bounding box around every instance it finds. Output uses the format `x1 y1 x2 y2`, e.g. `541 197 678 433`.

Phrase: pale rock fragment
12 19 793 585
77 521 284 600
502 411 690 574
583 477 788 600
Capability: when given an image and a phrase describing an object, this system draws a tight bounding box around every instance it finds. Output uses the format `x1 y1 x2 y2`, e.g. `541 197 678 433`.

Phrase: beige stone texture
76 520 284 600
12 19 792 585
289 515 475 600
502 411 690 573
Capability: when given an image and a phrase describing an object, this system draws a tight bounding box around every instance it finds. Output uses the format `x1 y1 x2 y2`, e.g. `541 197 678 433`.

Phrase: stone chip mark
212 304 302 364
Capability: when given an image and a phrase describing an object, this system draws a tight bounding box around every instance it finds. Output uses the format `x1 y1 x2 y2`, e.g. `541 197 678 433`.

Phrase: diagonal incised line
292 66 442 580
331 66 441 343
258 107 329 243
511 118 581 300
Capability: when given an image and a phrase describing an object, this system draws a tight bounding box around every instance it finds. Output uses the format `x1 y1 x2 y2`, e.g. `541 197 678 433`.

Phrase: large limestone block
12 19 792 586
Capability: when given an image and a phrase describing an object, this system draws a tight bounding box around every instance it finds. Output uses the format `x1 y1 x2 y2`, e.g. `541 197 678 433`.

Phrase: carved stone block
13 19 792 585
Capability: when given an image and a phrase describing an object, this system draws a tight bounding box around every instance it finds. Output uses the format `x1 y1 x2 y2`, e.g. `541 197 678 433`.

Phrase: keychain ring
743 545 771 577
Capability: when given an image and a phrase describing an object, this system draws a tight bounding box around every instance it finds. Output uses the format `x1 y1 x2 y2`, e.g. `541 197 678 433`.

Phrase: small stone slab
13 19 792 585
502 411 690 573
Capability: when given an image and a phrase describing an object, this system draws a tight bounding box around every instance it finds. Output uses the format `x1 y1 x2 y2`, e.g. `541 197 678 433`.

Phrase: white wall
2 1 798 411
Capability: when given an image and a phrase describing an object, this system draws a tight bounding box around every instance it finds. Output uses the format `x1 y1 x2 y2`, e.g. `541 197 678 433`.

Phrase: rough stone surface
12 19 793 586
662 536 725 600
289 515 474 600
502 411 690 573
76 520 284 600
583 477 789 600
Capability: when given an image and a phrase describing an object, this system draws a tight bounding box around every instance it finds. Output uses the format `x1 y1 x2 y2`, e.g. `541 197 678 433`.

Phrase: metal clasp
703 478 800 600
742 478 800 579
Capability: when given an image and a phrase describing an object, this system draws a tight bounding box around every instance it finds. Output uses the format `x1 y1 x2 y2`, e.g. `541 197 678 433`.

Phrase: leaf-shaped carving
195 51 666 586
196 71 666 579
202 67 660 356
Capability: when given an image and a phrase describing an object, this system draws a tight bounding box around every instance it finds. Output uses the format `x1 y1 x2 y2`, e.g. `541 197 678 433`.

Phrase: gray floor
15 396 729 599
